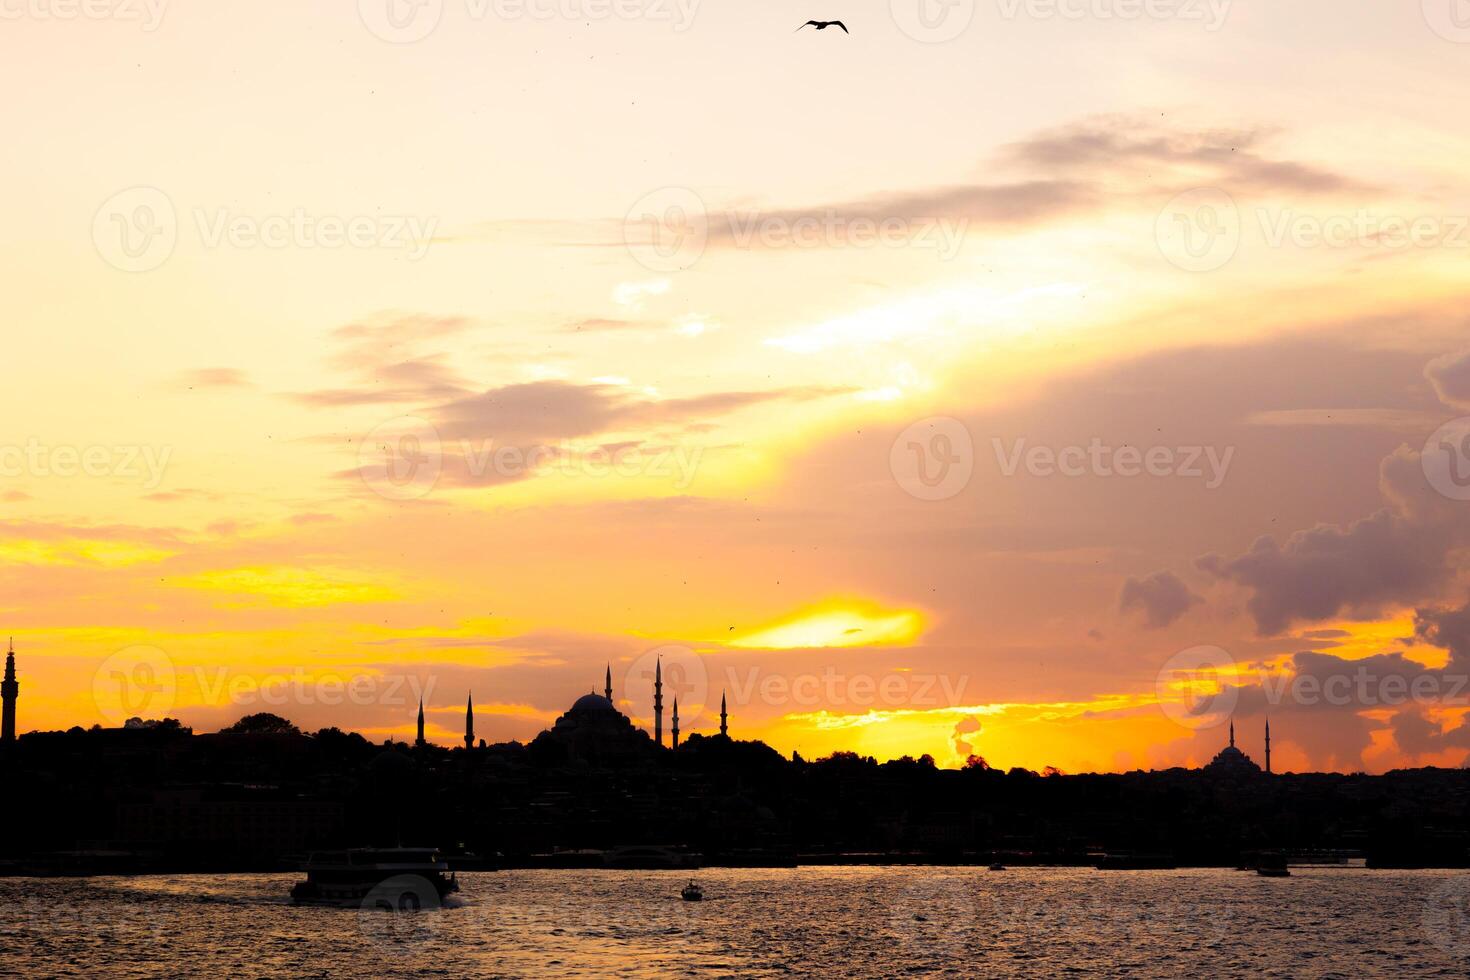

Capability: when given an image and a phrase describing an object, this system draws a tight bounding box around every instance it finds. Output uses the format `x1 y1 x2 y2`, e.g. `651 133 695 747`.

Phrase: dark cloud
1119 570 1203 629
1416 599 1470 670
1197 446 1465 635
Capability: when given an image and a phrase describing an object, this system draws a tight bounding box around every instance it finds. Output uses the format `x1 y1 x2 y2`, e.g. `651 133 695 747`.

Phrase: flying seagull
797 19 848 32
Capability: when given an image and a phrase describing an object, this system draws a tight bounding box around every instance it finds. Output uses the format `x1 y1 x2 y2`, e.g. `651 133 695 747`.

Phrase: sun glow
729 599 924 650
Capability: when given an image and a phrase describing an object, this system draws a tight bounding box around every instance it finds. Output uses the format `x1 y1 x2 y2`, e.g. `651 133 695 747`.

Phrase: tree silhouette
220 712 301 735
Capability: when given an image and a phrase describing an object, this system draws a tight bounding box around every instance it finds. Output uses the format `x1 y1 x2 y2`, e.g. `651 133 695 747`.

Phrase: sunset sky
4 0 1470 773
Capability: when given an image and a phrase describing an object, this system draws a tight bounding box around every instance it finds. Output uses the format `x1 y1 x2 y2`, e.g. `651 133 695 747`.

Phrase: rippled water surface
3 867 1470 977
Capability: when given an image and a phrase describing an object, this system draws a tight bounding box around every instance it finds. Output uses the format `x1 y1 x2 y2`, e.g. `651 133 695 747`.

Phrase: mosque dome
571 693 617 713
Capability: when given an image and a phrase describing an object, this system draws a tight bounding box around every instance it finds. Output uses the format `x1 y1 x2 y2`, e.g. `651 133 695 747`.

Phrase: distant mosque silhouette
1204 717 1272 775
412 656 729 755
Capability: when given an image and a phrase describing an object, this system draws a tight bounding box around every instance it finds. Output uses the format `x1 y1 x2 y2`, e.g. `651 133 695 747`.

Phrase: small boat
1254 852 1291 877
681 881 704 901
291 847 460 907
987 863 1006 871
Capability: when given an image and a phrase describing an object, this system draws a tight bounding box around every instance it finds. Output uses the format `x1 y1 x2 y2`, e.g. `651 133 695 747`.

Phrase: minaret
719 691 728 738
1264 718 1272 774
671 697 680 749
2 638 17 745
415 696 426 748
605 664 613 703
1229 717 1235 749
653 656 664 747
464 692 474 749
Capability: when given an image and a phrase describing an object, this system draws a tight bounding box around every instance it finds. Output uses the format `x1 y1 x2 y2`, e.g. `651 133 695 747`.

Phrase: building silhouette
1 639 16 745
653 656 664 748
464 693 474 750
1203 718 1268 776
410 659 724 754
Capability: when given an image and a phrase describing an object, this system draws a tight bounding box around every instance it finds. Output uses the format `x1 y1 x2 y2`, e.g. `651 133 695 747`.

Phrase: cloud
330 313 471 347
1198 445 1465 635
951 715 982 757
612 279 669 312
174 368 252 389
697 118 1364 252
1426 348 1470 410
293 354 472 408
1002 119 1367 195
704 179 1094 249
433 380 851 444
1415 598 1470 670
1119 570 1203 629
1243 408 1442 432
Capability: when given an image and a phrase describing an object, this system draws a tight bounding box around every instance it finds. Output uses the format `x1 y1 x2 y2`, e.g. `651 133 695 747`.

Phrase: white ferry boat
290 847 460 907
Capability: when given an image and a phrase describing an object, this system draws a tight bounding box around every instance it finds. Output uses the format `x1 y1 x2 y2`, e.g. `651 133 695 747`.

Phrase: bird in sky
796 19 848 32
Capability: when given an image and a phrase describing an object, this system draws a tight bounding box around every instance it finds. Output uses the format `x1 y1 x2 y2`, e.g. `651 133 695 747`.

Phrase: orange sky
4 1 1470 772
